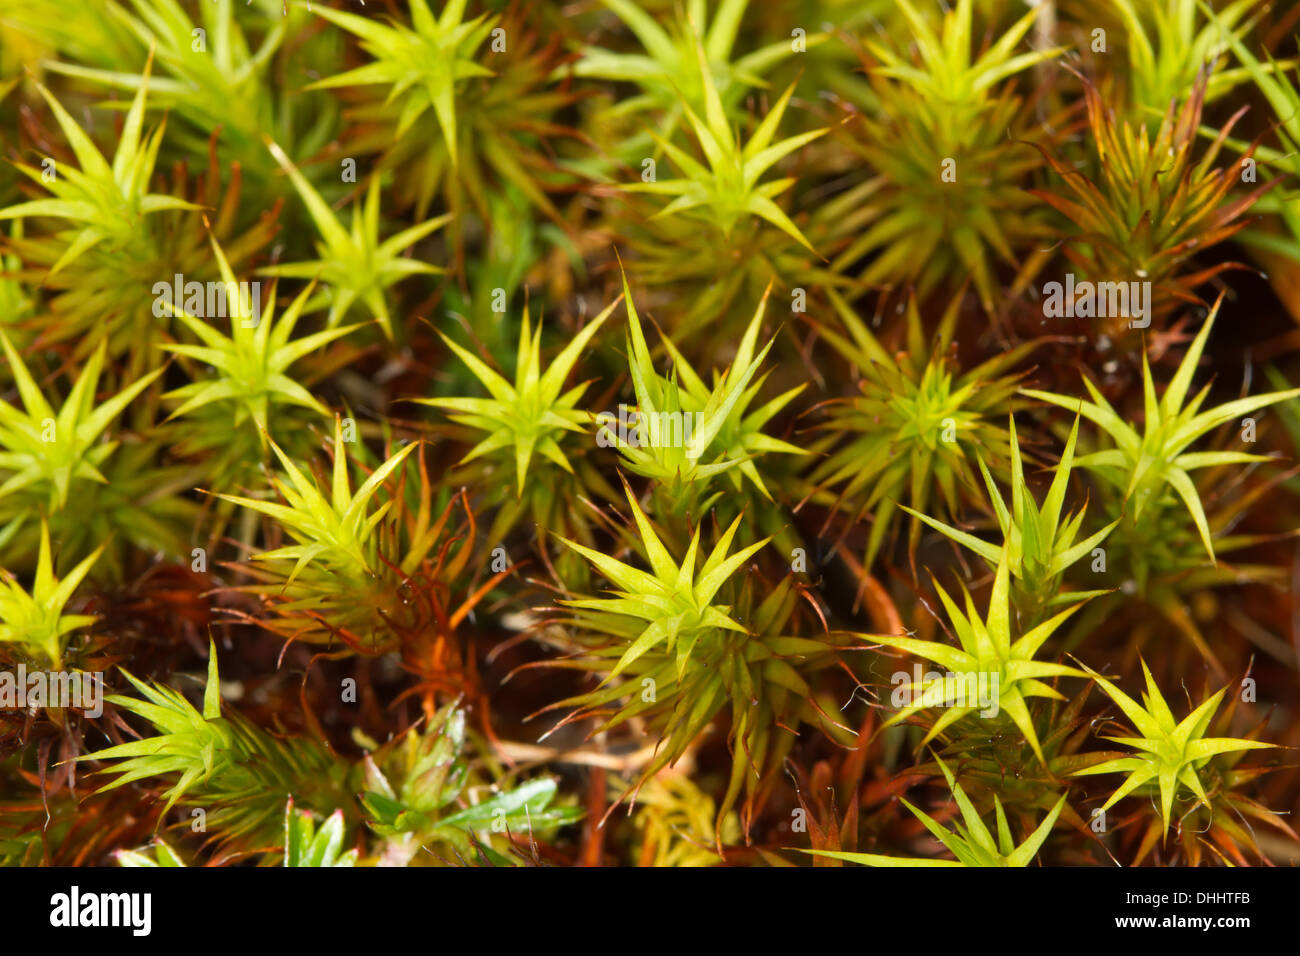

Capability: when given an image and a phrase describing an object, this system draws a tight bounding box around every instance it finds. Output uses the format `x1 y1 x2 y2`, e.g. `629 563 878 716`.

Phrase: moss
0 0 1296 868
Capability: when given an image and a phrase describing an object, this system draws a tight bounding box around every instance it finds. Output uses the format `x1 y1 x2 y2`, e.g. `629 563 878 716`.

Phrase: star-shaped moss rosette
0 96 280 371
37 0 304 198
559 483 769 685
407 299 623 557
0 332 162 515
217 418 504 655
0 519 101 669
0 54 196 278
1023 294 1300 571
325 1 582 233
868 548 1090 766
213 418 422 649
804 757 1067 867
410 296 620 498
807 288 1034 570
1116 675 1298 865
825 0 1061 310
1072 658 1276 838
902 415 1118 624
260 140 449 339
1054 421 1296 679
535 482 776 789
161 235 361 445
307 0 494 167
621 40 826 254
609 271 805 517
218 418 415 583
1031 75 1277 329
568 0 822 155
0 54 201 364
540 508 851 836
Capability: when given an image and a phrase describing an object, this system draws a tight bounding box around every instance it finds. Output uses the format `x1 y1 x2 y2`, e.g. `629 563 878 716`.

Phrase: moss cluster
0 0 1298 868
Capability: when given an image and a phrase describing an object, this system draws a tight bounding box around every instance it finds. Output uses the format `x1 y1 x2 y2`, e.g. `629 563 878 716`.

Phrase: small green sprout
162 236 361 438
1023 296 1300 563
0 520 101 669
0 332 162 512
360 701 581 862
115 839 186 868
869 549 1088 765
806 757 1067 867
216 417 417 582
1072 658 1276 837
609 273 803 508
260 141 449 338
902 415 1118 621
0 55 197 278
809 289 1034 569
411 296 621 496
622 41 826 252
559 481 769 682
116 800 361 868
283 800 358 868
307 0 496 167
